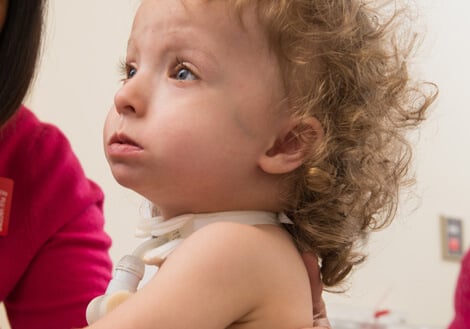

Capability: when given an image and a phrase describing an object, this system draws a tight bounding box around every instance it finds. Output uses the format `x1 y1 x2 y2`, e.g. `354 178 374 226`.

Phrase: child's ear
258 117 323 174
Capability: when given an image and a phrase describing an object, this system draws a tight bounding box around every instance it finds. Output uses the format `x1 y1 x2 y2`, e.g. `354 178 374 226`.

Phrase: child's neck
132 210 293 263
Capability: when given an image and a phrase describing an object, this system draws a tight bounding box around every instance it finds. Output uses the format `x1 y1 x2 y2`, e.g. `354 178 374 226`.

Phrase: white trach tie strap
140 239 183 264
132 211 294 264
133 213 193 263
278 212 294 225
135 214 192 238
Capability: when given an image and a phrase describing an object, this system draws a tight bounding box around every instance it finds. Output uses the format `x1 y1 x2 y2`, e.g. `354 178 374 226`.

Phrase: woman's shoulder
1 105 104 235
1 105 73 162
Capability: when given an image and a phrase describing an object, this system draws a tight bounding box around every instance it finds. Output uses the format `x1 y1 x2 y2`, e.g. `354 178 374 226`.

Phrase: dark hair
0 0 46 126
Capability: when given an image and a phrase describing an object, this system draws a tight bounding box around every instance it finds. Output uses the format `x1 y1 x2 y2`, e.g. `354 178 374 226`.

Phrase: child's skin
91 0 325 328
105 0 315 219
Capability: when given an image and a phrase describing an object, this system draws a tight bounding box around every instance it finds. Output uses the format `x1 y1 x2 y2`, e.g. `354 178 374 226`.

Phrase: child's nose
114 79 145 116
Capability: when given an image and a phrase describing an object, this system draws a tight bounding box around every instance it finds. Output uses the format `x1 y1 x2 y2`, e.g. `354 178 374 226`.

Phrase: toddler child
85 0 436 328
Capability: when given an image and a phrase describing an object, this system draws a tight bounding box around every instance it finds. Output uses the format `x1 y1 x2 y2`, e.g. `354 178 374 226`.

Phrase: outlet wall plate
440 215 464 261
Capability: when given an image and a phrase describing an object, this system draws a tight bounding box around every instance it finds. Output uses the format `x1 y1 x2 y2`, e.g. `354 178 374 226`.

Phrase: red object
449 237 461 252
374 309 390 319
449 249 470 329
0 106 112 329
0 177 13 235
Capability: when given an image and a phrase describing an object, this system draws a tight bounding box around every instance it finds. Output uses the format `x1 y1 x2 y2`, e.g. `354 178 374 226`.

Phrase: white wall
2 0 468 328
324 1 470 327
27 0 145 261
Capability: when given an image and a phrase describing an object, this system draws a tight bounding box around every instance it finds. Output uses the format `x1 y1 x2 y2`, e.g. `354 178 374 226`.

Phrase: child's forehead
132 0 265 43
127 0 280 80
136 0 257 24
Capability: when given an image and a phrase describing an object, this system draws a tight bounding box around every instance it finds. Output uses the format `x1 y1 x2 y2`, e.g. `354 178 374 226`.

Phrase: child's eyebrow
158 31 221 70
125 32 221 78
126 38 137 54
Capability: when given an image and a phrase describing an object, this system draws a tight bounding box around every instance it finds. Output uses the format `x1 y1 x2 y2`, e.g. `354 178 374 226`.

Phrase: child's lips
109 133 141 147
107 133 143 155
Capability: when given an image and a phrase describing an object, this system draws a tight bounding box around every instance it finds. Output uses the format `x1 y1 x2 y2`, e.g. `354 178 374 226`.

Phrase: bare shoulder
159 221 313 328
165 221 291 283
85 221 314 328
173 221 302 277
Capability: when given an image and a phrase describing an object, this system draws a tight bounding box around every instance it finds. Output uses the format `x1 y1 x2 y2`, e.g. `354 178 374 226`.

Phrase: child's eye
127 66 137 79
175 67 196 80
119 60 137 81
172 59 198 81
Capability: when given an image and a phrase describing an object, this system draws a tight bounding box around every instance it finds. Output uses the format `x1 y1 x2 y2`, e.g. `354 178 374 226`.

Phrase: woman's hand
301 252 331 329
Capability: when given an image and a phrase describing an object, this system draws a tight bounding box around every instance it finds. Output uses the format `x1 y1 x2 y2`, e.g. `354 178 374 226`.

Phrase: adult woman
0 1 112 328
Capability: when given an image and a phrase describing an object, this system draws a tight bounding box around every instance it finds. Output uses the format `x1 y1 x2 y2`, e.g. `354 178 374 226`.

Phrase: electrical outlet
440 215 464 261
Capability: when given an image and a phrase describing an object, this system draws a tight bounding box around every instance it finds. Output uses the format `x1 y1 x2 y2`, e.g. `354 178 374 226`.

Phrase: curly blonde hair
230 0 437 288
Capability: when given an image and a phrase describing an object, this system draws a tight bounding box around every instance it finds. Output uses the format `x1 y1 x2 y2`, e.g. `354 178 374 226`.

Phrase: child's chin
110 167 139 189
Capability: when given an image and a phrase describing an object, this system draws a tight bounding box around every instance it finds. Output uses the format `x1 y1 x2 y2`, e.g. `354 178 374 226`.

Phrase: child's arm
83 221 312 328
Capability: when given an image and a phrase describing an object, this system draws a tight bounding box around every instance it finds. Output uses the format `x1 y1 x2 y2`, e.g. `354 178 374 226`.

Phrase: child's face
104 0 288 218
